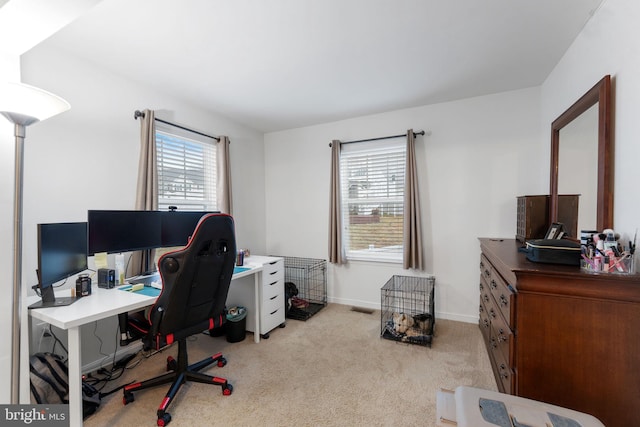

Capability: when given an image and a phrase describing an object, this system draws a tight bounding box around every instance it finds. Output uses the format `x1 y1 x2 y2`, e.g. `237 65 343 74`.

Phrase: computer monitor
160 211 217 247
88 210 162 255
30 222 88 309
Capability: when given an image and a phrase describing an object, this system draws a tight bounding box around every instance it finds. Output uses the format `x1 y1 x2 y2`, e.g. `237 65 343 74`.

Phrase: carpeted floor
84 303 496 426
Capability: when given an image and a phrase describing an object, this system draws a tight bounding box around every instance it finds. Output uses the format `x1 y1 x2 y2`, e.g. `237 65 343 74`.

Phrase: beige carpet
84 303 496 426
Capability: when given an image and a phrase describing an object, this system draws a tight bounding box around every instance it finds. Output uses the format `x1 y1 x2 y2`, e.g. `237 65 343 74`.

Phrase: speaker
98 268 115 289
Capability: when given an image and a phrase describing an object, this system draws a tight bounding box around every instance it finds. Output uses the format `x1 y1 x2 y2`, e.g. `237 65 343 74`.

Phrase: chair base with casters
123 337 233 426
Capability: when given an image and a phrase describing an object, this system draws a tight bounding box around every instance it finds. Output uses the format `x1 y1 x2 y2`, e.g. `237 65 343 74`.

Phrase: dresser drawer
480 254 492 281
479 299 491 343
480 274 492 309
493 348 514 394
490 304 514 366
489 269 515 327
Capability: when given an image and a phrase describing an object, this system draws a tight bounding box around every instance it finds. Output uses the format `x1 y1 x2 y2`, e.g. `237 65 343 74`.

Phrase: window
155 122 217 211
340 138 405 262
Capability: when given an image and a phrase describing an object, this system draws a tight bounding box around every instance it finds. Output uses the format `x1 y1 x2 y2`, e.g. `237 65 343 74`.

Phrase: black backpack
29 352 101 419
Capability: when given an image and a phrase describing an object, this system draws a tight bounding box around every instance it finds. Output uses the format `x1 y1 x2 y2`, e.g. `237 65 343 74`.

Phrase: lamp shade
0 82 70 126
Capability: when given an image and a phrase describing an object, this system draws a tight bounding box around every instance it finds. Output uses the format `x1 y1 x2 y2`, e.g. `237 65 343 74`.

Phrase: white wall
265 0 640 324
541 0 640 243
265 87 544 322
15 44 267 369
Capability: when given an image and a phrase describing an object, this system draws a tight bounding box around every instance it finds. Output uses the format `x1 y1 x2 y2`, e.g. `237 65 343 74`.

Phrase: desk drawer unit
258 258 285 337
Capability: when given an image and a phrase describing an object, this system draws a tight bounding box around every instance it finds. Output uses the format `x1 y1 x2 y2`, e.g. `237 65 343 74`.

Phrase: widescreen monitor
88 210 162 255
160 211 217 247
30 222 88 309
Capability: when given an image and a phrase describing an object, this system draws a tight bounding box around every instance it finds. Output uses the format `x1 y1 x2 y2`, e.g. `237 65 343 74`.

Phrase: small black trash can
226 306 247 343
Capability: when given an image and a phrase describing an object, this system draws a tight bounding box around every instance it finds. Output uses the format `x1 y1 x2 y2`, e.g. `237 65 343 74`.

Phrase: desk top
27 258 273 330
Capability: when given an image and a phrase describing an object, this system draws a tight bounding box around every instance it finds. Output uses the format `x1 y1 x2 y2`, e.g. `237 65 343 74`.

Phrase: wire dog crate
280 256 327 321
380 275 435 347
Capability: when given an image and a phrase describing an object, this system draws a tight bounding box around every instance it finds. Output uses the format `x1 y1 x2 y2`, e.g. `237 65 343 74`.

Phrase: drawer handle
269 261 277 265
499 364 510 379
484 269 490 278
497 329 507 343
269 281 278 286
479 304 484 313
490 279 497 289
479 282 484 291
483 319 489 328
270 295 277 300
270 309 278 315
483 294 490 303
490 338 497 349
489 308 496 319
499 295 508 307
480 261 485 270
270 271 277 276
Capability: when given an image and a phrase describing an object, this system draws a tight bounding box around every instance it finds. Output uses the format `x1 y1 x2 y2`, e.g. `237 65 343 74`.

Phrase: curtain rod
134 110 221 142
329 130 429 147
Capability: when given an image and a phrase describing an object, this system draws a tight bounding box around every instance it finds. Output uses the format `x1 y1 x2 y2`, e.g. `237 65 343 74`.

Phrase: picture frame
545 222 566 239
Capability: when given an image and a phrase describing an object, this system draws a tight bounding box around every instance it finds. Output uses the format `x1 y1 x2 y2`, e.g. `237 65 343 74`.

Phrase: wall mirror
550 75 613 233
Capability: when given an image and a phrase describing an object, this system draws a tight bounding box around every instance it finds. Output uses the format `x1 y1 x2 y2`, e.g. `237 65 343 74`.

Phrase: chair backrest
147 213 236 346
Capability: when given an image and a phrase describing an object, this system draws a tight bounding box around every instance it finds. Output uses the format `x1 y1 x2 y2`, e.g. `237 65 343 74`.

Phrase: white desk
23 262 265 427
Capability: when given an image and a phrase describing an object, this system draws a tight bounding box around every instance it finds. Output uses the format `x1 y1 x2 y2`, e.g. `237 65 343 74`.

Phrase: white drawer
263 258 284 279
262 291 284 315
261 307 284 334
262 277 283 301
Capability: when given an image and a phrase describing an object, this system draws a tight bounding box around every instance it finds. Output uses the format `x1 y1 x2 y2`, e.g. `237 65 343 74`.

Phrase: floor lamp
0 82 70 404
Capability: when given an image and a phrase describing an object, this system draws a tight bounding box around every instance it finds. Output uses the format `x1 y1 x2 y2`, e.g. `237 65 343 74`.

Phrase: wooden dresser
478 238 640 427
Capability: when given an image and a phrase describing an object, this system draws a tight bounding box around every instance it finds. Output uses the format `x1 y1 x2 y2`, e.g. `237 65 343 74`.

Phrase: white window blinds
155 122 217 211
340 138 406 262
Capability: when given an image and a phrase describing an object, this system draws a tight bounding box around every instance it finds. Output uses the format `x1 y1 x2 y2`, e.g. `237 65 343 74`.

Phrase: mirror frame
550 75 612 232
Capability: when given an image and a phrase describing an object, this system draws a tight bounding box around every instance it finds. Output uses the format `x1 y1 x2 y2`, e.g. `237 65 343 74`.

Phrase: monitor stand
28 285 78 309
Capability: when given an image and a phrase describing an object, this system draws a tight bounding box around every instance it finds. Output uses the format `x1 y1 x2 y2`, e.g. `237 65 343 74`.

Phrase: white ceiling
31 0 604 132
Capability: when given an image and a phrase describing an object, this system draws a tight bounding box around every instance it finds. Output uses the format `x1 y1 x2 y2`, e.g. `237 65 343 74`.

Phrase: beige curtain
129 109 158 276
403 129 423 270
216 135 233 215
328 140 344 264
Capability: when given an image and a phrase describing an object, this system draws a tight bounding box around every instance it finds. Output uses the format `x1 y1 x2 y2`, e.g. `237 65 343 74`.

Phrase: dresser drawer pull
497 329 507 343
484 269 491 278
269 271 277 276
489 308 496 319
490 279 497 289
479 282 484 292
479 304 484 313
268 281 278 287
482 319 489 329
499 364 510 379
270 309 279 315
499 295 509 307
480 261 485 270
491 338 497 349
483 294 490 303
269 261 278 265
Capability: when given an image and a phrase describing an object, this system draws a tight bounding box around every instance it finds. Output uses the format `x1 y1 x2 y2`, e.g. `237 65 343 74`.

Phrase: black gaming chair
122 213 236 426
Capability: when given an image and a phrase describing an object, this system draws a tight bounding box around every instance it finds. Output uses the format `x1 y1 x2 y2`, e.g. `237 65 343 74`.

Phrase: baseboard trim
327 297 479 324
82 342 143 374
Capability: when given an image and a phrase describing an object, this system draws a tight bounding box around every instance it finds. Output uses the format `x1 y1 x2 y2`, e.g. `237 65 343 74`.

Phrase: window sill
346 254 402 264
